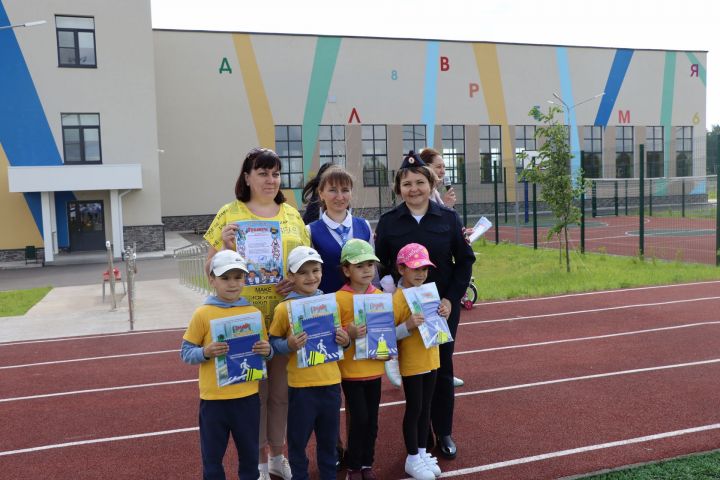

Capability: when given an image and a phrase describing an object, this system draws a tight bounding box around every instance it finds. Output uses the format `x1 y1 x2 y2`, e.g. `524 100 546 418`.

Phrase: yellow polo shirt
336 287 386 380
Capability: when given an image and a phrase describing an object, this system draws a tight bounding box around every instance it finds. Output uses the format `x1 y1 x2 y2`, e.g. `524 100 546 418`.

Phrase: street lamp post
0 20 46 31
548 91 605 112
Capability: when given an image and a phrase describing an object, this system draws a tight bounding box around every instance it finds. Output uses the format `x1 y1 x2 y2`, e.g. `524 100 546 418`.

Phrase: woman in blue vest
307 165 373 294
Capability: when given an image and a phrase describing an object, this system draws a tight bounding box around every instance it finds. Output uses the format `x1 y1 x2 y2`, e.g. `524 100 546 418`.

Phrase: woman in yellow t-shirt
204 147 310 480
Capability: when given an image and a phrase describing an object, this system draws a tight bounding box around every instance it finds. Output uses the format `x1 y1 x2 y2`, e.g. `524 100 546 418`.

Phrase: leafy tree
707 125 720 175
519 105 586 272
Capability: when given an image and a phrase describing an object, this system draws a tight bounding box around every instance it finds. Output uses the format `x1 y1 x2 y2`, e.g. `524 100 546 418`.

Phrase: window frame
582 126 603 179
480 125 503 183
615 126 634 178
646 126 664 178
318 125 346 168
441 125 465 184
361 125 388 187
675 126 693 177
55 15 97 68
275 125 304 189
61 113 102 164
402 124 427 155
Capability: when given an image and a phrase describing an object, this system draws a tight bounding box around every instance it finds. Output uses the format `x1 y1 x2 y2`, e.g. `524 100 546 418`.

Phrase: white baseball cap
287 246 324 273
211 250 249 276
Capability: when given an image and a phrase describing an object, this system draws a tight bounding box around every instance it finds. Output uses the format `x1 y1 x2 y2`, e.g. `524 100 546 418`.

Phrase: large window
615 126 634 178
275 125 303 188
361 125 388 187
318 125 345 168
403 124 427 154
61 113 101 163
480 125 502 183
55 16 96 67
676 126 693 177
646 126 664 178
441 125 465 183
582 126 602 178
514 125 537 168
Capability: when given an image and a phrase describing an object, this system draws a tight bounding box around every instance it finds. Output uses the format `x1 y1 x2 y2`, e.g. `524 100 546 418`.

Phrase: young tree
519 105 586 272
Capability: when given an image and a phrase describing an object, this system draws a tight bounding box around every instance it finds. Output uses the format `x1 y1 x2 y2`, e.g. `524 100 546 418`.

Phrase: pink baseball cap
396 243 436 269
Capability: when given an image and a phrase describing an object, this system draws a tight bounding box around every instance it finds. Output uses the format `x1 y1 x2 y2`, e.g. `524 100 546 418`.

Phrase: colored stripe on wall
594 49 634 127
233 34 275 148
473 43 516 196
556 47 581 175
302 37 341 176
660 51 676 178
685 52 706 86
422 41 439 149
0 144 43 248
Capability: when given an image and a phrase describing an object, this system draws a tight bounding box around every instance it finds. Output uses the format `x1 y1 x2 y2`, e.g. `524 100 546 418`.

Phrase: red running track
2 281 720 479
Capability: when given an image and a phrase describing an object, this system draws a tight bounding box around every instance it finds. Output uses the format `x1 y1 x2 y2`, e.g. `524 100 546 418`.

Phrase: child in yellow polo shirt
335 239 386 480
181 250 272 480
268 246 350 480
393 243 450 480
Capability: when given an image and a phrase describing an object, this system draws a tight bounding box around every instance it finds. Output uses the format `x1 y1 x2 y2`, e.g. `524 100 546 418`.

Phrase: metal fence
175 241 212 295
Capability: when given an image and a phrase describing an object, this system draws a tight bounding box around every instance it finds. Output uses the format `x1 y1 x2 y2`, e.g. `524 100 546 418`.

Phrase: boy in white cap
269 246 351 480
181 250 273 480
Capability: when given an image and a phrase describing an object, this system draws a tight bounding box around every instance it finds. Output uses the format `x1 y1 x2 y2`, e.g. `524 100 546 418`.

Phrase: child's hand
288 332 307 352
203 341 229 358
221 224 238 250
335 328 350 347
440 298 452 318
405 313 425 330
252 340 271 357
348 323 367 339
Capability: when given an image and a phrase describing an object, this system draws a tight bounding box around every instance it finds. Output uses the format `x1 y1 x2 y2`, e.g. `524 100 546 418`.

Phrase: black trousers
430 302 460 436
402 370 437 455
341 378 382 469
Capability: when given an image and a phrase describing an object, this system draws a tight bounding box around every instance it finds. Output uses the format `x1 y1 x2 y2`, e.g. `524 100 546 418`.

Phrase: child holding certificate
336 239 387 480
393 243 449 480
181 250 273 480
268 246 350 480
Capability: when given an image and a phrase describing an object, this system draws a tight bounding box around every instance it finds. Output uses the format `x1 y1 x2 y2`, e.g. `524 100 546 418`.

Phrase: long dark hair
234 148 286 204
301 162 334 204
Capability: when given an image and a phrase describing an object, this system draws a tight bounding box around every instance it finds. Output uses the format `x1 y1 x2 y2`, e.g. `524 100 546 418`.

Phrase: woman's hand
275 278 295 296
221 224 239 250
443 187 457 208
252 340 271 357
288 332 308 352
203 341 229 359
405 312 425 330
462 227 475 245
440 298 452 318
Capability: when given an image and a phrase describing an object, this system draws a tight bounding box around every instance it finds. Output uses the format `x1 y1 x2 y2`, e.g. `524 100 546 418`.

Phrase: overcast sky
151 0 718 130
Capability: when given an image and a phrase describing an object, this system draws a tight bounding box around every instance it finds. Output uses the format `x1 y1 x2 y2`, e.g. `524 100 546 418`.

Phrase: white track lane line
467 279 720 306
454 321 720 355
0 379 197 403
403 423 720 479
0 349 179 370
462 296 720 326
0 328 186 347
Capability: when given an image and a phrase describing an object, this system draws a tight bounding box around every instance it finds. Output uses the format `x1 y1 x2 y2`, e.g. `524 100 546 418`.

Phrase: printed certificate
402 283 454 348
234 220 283 285
288 293 344 368
210 311 267 386
353 293 397 360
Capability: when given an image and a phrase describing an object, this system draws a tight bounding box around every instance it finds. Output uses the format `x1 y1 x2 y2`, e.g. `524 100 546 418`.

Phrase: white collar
322 211 352 229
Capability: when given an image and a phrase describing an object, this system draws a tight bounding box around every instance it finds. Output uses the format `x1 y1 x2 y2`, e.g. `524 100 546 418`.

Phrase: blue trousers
287 384 341 480
199 394 260 480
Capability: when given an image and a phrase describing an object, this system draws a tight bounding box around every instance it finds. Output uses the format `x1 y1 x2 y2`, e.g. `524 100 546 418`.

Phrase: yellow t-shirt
393 289 440 377
204 201 310 323
336 289 386 380
183 304 266 400
269 299 341 388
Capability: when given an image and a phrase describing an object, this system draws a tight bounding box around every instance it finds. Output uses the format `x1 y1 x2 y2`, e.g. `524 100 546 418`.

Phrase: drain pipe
118 189 132 253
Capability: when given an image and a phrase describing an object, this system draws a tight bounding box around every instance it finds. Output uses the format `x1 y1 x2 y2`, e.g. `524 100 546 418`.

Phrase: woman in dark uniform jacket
374 152 475 460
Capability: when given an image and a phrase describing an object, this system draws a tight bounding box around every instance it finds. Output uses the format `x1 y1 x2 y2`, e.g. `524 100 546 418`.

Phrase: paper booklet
210 311 267 387
234 220 283 285
467 216 493 244
288 293 344 368
353 293 397 360
401 282 454 348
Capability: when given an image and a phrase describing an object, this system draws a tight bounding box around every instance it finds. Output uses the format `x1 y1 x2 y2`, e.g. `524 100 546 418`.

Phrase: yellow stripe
0 143 43 249
233 34 275 148
473 44 517 200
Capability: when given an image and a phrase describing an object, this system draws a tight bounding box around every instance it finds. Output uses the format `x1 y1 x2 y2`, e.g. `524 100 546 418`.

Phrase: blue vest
309 216 371 294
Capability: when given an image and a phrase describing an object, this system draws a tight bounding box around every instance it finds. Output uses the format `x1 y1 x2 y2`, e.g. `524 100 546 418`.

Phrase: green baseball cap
340 239 380 264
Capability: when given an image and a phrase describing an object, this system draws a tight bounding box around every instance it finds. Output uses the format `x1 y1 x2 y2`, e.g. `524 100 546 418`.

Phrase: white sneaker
385 358 402 387
421 452 442 477
268 455 292 480
258 472 271 480
405 455 435 480
453 376 464 387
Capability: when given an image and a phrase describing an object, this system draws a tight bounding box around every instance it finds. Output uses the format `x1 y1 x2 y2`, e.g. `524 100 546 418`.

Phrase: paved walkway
0 232 206 343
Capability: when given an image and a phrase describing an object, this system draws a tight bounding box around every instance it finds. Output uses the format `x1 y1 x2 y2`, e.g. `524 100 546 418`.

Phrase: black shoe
436 435 457 459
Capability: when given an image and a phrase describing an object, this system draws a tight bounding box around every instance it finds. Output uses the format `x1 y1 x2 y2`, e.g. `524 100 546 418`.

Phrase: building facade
0 0 708 261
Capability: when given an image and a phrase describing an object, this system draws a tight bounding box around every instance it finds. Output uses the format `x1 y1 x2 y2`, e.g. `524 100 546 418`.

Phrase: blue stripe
594 49 634 127
556 47 581 175
422 41 439 149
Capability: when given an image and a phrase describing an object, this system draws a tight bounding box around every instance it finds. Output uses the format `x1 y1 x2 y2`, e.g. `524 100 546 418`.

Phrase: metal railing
175 241 212 296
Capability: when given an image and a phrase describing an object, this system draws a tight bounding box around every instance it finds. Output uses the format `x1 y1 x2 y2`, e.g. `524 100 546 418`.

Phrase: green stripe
660 52 676 180
302 37 342 176
685 52 706 86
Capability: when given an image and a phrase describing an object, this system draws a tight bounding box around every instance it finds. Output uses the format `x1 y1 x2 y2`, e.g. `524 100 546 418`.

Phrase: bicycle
461 276 477 310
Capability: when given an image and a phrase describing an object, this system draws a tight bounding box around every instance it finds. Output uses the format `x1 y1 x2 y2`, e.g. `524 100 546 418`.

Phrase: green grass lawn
470 239 720 300
0 287 52 317
584 450 720 479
